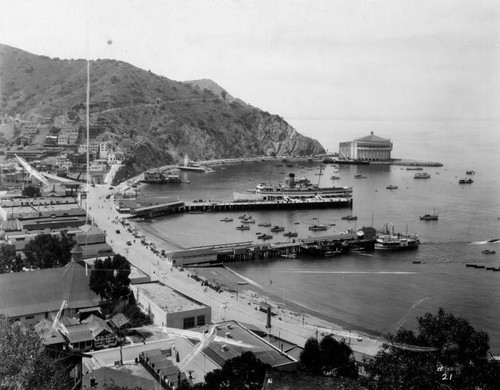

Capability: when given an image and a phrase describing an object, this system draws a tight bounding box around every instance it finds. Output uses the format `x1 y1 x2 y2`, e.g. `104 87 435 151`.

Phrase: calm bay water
139 121 500 351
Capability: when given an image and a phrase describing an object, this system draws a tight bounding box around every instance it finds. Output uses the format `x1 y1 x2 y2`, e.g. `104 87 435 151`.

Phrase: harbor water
138 121 500 351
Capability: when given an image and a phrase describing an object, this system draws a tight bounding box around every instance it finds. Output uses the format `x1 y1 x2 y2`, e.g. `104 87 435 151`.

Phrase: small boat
482 250 496 254
414 172 431 179
459 178 473 184
341 215 358 221
220 217 234 222
258 221 272 227
324 250 341 257
466 170 475 175
283 231 298 237
236 225 250 230
309 224 328 231
257 233 273 240
238 214 251 219
270 225 285 233
420 210 438 221
294 222 300 225
406 167 423 171
354 174 367 179
188 210 203 214
375 224 420 250
241 219 256 224
386 185 398 190
330 176 341 180
412 261 422 264
281 253 296 259
237 281 249 285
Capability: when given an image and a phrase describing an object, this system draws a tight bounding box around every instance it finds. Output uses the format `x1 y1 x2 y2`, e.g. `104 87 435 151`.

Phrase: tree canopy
0 315 72 390
23 231 74 269
299 335 356 378
21 186 41 198
203 351 270 390
0 243 23 273
365 308 500 390
89 254 131 307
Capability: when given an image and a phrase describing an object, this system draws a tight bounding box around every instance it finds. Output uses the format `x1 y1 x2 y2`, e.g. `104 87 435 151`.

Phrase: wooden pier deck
132 197 353 219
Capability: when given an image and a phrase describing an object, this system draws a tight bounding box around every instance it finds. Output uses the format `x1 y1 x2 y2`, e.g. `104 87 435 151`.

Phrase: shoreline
190 264 384 342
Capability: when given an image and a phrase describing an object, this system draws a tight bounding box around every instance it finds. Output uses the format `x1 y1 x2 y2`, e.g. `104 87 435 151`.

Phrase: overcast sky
1 0 499 122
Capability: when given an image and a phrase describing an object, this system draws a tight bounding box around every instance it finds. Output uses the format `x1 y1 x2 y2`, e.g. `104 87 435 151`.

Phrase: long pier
166 232 371 267
132 197 353 219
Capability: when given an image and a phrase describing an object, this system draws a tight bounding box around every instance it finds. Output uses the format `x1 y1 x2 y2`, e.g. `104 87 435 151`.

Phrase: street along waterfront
138 124 500 352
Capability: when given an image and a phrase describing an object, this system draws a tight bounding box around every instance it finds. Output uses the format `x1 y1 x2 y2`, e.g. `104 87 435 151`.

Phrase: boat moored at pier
375 224 420 250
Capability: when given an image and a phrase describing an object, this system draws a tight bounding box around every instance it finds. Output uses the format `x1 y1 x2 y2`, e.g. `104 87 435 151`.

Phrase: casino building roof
339 131 393 161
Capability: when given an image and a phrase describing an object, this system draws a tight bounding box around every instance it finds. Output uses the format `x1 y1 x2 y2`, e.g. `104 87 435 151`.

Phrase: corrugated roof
0 262 100 318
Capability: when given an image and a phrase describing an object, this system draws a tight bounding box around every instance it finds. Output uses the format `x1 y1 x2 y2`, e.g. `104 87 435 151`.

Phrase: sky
1 0 499 123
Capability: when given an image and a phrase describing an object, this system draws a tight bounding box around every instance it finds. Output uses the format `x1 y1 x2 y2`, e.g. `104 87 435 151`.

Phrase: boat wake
281 270 417 275
469 238 500 245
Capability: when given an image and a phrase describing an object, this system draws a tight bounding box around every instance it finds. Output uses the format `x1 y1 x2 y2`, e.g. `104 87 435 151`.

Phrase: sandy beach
86 184 383 356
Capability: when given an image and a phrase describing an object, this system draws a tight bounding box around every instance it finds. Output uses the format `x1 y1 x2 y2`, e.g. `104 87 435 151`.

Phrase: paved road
86 184 382 356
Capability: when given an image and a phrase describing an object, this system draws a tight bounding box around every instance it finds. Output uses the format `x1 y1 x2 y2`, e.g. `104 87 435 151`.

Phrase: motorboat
308 224 328 231
258 221 272 227
459 178 473 184
386 185 398 190
236 225 250 231
414 172 431 179
220 217 233 222
270 225 285 233
257 233 273 240
341 215 358 221
283 231 298 237
482 250 496 254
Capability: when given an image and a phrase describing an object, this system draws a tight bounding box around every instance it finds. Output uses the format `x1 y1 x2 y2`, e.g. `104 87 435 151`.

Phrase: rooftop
354 131 391 143
135 283 205 314
0 261 100 318
188 321 296 369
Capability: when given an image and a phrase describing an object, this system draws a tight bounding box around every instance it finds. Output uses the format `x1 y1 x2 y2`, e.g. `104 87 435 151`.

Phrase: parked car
126 241 132 246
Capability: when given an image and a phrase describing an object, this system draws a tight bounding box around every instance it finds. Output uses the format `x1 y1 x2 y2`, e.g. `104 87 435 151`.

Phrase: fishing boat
414 172 431 179
241 218 256 224
220 217 233 222
257 233 273 240
236 225 250 231
258 221 272 227
309 224 328 231
270 225 285 233
375 224 420 250
459 178 473 184
482 250 496 254
341 215 358 221
420 209 438 221
283 231 298 237
386 185 398 190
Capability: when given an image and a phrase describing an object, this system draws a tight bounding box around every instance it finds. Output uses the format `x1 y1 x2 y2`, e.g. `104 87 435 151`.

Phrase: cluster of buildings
0 111 132 187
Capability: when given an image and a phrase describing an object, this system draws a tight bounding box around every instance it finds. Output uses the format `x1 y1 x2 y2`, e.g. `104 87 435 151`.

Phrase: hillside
0 44 325 180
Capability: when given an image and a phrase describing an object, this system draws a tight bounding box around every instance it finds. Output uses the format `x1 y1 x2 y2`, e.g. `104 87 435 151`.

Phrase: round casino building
339 131 393 161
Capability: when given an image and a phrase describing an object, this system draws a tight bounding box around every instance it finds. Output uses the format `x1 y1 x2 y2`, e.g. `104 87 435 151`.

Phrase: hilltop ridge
0 44 325 182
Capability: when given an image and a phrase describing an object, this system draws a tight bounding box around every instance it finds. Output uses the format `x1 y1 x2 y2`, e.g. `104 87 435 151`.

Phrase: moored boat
386 185 398 190
270 225 285 232
341 215 358 221
420 210 438 221
414 172 431 179
258 221 272 227
482 249 496 254
220 217 233 222
375 224 420 250
257 233 273 240
236 225 250 231
459 178 473 184
283 231 298 237
308 224 328 231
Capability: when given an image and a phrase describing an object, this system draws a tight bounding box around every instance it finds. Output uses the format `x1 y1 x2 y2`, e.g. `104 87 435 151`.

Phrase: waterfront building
0 252 101 325
339 131 393 161
131 282 211 329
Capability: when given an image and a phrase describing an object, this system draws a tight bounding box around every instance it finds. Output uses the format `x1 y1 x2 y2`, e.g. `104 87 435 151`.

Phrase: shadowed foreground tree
0 315 73 390
365 308 500 390
299 335 356 378
89 254 131 307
